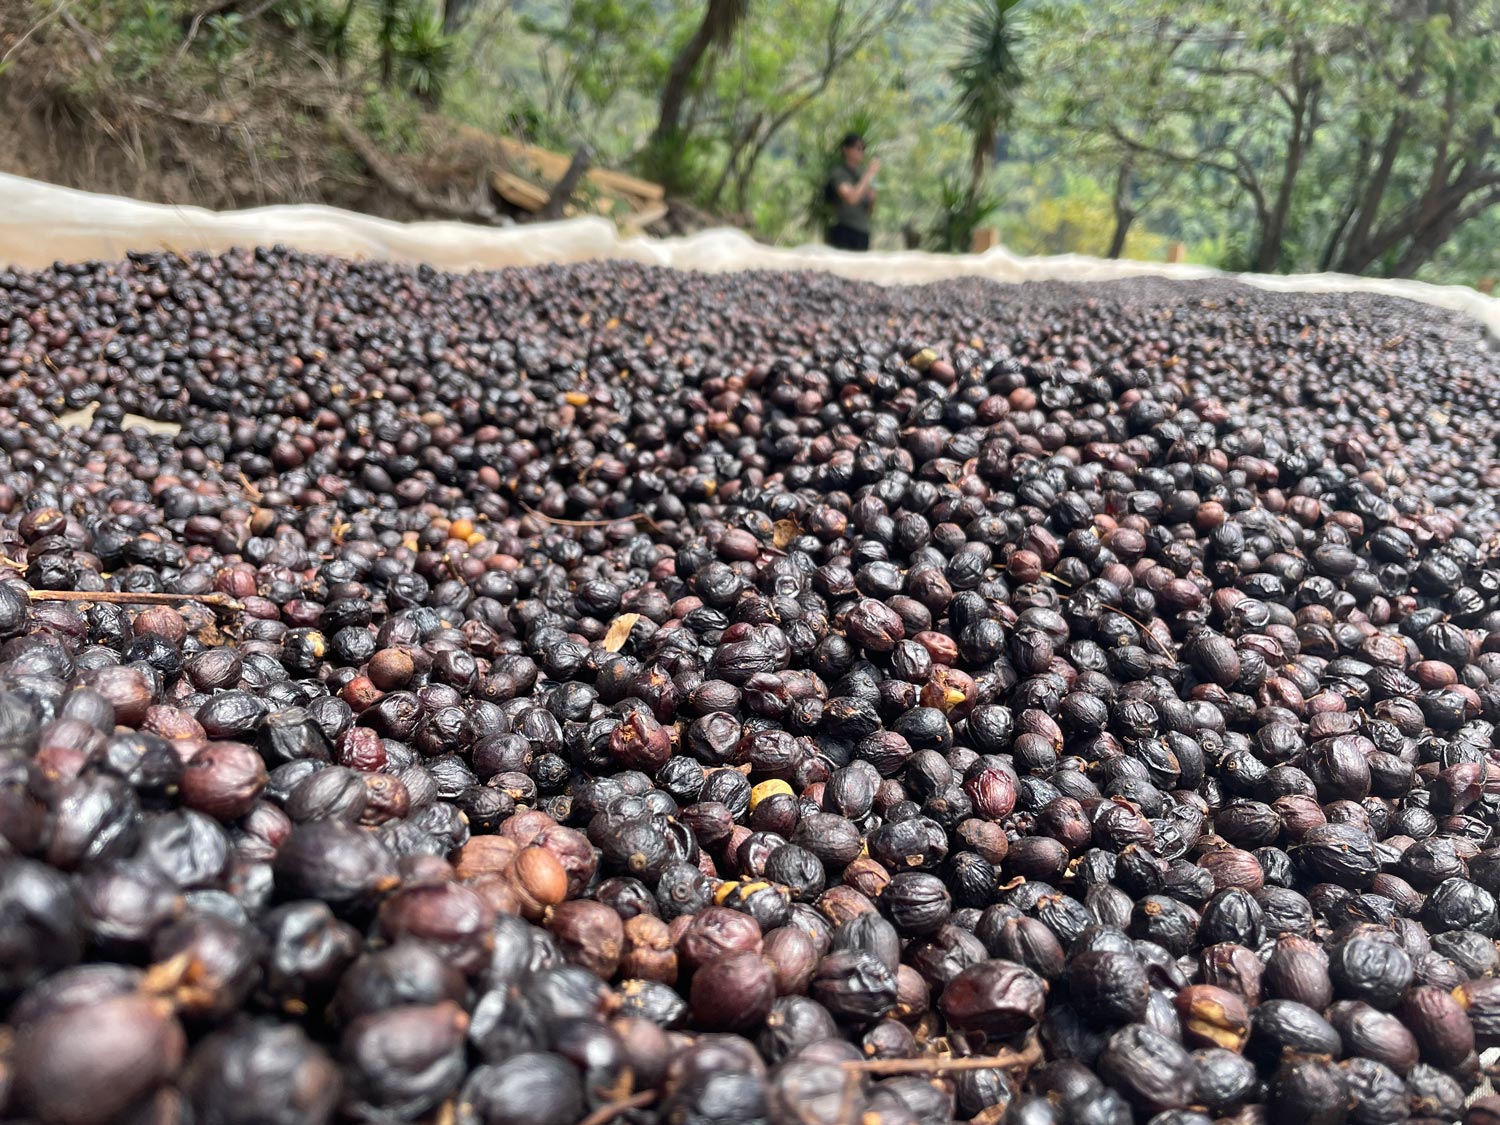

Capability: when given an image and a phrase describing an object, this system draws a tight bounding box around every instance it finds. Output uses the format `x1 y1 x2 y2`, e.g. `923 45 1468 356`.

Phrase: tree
523 0 664 138
701 0 912 213
443 0 479 37
375 0 454 103
1029 1 1349 272
1027 0 1500 277
948 0 1024 206
650 0 751 150
1321 0 1500 276
378 0 400 87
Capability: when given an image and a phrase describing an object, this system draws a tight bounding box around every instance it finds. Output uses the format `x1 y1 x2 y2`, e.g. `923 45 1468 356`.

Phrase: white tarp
2 171 1497 338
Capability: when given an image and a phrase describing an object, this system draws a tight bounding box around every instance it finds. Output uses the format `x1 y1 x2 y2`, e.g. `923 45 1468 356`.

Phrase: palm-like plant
949 0 1024 205
374 0 454 106
394 6 454 106
929 173 1003 252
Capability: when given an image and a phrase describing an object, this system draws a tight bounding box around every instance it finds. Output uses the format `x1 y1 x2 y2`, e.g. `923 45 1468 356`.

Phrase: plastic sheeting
3 171 1498 338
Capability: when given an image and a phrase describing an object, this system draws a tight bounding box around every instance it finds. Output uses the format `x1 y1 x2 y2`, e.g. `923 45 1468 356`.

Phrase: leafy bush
929 175 1002 253
275 0 355 64
638 129 719 197
392 5 453 105
203 13 249 67
110 0 180 80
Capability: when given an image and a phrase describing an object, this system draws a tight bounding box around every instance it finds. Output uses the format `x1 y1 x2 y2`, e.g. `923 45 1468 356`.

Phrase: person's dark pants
827 225 870 251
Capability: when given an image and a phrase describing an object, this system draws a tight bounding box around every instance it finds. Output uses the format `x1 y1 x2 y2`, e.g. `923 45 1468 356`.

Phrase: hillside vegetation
2 0 1499 283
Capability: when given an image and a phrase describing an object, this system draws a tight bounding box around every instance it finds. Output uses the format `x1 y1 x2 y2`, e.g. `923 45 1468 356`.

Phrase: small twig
1 0 77 68
840 1038 1043 1077
58 8 102 64
26 590 244 611
125 94 236 130
172 4 215 65
1037 569 1174 658
517 499 662 534
838 1054 1024 1076
536 144 594 222
1108 603 1174 658
836 1068 859 1123
171 0 273 66
575 1090 656 1125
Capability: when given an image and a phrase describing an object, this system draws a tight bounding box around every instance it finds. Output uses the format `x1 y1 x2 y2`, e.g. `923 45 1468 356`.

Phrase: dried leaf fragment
602 613 642 652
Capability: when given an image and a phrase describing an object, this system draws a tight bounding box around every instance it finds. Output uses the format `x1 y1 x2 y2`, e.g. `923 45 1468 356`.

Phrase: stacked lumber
449 124 666 232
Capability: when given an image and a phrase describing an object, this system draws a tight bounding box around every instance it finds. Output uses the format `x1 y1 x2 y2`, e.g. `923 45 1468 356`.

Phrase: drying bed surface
2 253 1500 1125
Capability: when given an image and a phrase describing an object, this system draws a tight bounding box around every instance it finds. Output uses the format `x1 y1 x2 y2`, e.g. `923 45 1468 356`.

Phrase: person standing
826 133 880 251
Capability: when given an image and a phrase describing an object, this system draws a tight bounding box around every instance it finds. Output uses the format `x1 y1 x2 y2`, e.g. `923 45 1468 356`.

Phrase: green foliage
948 0 1024 185
520 0 666 134
274 0 355 64
50 0 1500 283
929 174 1002 252
361 87 427 152
1024 0 1500 278
392 5 453 104
998 168 1168 260
110 0 181 80
372 0 455 104
637 128 719 195
202 13 249 67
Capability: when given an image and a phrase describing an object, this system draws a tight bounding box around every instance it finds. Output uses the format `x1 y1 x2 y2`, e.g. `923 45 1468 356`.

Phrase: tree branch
717 0 909 210
535 145 593 221
1 0 79 68
1343 162 1500 274
1104 125 1241 182
1339 38 1427 267
328 109 501 225
58 7 103 65
1174 60 1297 114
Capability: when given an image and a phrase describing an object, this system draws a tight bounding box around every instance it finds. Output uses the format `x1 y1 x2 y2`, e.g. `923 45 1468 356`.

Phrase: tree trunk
536 147 594 222
1105 212 1134 260
334 0 357 76
442 0 477 36
1338 112 1413 271
1334 28 1430 271
966 133 990 207
1337 159 1495 275
379 0 398 88
1107 158 1135 259
1320 139 1371 271
1387 218 1459 277
1388 186 1500 277
707 115 761 210
731 102 810 213
651 3 723 148
1252 76 1318 273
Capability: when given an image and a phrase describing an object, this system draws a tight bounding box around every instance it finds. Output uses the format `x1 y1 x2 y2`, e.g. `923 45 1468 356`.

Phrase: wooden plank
491 170 548 212
970 228 999 253
621 201 670 233
1167 241 1187 263
586 166 666 203
493 136 665 203
455 123 665 204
